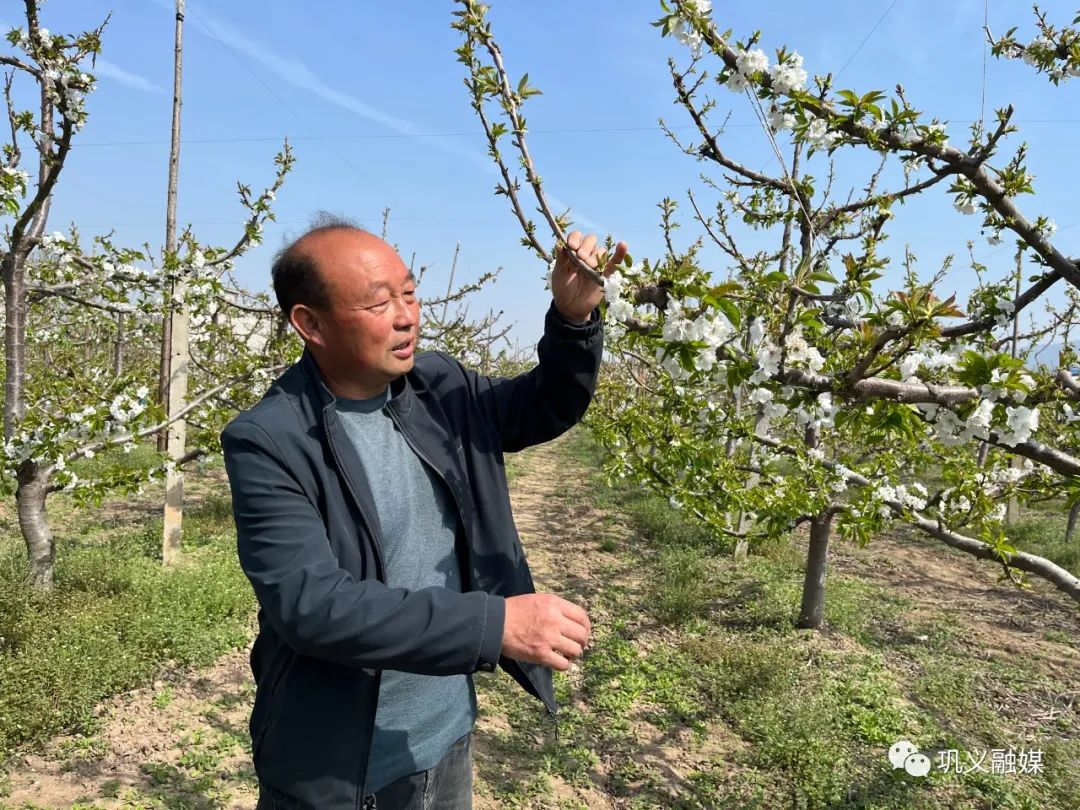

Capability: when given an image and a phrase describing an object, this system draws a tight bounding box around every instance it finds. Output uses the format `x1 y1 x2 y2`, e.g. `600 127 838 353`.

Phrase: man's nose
393 296 417 327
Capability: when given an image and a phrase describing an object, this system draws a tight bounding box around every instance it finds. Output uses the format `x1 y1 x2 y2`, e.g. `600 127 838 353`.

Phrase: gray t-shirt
336 388 476 793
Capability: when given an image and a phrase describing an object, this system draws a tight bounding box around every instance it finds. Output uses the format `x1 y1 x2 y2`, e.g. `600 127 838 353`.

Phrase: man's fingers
605 241 629 275
558 599 590 631
578 234 598 266
566 230 583 252
552 636 584 662
560 618 590 649
545 651 572 672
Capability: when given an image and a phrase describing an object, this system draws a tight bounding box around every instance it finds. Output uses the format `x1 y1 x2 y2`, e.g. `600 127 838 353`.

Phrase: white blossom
671 19 703 55
736 48 769 76
749 387 774 404
954 198 977 215
770 52 807 94
898 352 925 381
804 118 838 151
661 354 690 381
767 105 795 132
694 348 717 372
725 72 750 93
603 270 626 301
748 318 765 347
924 122 948 148
606 297 634 323
962 399 995 442
1000 404 1039 447
749 343 781 384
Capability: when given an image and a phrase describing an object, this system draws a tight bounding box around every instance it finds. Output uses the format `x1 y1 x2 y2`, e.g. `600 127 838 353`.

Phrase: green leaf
715 297 741 328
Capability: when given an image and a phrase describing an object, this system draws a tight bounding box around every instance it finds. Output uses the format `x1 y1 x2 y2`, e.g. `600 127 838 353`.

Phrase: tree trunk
17 461 53 589
3 257 26 441
113 311 125 376
162 0 187 564
1006 253 1021 523
977 441 990 467
1006 455 1021 525
796 511 834 629
734 400 769 559
1067 501 1080 543
157 311 172 450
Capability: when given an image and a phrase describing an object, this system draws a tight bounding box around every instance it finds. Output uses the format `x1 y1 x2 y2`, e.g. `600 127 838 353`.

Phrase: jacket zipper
385 405 558 717
323 413 385 810
325 414 386 582
384 406 472 587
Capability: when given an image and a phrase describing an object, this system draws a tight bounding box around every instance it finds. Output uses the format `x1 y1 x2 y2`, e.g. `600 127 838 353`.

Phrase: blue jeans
257 733 473 810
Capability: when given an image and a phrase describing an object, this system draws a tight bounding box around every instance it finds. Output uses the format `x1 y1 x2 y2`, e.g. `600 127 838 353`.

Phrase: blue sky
6 1 1079 349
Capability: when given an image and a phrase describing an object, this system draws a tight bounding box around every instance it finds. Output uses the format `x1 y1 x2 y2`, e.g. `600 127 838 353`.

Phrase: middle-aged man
221 220 627 809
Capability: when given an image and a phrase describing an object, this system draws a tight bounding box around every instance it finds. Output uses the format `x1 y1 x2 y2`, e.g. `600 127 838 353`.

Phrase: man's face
295 230 420 398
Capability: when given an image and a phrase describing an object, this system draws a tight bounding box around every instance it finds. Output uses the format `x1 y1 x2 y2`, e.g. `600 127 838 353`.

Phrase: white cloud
174 3 607 234
93 59 163 93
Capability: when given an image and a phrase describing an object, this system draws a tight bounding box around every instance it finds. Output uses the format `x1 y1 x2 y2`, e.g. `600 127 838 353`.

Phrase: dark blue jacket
221 304 603 809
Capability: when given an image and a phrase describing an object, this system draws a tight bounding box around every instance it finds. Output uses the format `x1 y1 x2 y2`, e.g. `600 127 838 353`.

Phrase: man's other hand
501 593 592 671
551 231 628 324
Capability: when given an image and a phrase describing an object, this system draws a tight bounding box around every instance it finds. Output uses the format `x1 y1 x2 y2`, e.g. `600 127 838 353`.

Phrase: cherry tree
1 3 295 588
454 0 1080 626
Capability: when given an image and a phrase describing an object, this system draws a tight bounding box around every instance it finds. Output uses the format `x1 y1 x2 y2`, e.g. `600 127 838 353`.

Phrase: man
221 219 627 809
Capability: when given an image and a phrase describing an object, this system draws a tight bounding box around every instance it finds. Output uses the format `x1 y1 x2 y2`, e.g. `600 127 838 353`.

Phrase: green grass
0 486 254 760
1007 512 1080 575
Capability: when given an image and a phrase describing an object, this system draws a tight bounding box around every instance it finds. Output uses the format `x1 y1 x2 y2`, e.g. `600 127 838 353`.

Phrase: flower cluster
804 117 839 151
670 0 712 55
1000 404 1040 447
993 297 1015 329
876 481 929 513
895 348 962 382
770 51 807 94
726 47 769 92
109 387 150 425
782 327 825 371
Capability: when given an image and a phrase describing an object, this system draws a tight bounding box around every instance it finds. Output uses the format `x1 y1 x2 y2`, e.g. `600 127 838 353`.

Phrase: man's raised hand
551 230 629 324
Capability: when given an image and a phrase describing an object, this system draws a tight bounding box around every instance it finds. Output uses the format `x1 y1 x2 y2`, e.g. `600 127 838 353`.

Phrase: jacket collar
299 348 415 417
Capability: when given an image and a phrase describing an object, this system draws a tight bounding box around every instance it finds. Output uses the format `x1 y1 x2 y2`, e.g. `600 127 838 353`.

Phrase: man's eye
403 289 417 300
368 300 390 311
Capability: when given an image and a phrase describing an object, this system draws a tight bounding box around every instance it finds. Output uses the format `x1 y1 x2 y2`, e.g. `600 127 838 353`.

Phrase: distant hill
1028 342 1078 370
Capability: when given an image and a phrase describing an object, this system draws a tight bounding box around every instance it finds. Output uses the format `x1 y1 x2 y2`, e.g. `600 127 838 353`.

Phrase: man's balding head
271 215 368 319
273 218 420 399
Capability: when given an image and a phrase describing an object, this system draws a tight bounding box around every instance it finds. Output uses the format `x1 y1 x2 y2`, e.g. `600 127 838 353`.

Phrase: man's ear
290 304 324 347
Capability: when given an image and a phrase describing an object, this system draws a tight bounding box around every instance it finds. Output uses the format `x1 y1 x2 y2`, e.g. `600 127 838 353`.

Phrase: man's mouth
391 338 414 358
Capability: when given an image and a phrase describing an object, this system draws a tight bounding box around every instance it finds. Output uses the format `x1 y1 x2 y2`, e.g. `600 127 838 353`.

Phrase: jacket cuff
476 593 505 673
547 302 602 338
